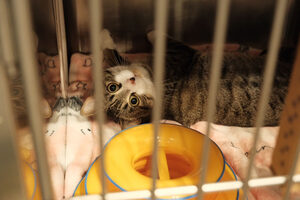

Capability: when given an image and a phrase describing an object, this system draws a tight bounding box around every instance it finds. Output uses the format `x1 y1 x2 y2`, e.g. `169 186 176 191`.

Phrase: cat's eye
129 94 140 106
107 83 121 93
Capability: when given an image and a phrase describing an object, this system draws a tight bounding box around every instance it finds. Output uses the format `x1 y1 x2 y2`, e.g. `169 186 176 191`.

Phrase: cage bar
242 0 289 199
151 0 169 199
53 0 69 98
248 176 286 187
10 0 54 198
1 0 299 199
89 0 106 199
0 1 25 199
197 0 231 199
0 48 26 200
0 0 17 77
69 173 300 199
293 174 300 183
106 190 151 200
202 181 242 193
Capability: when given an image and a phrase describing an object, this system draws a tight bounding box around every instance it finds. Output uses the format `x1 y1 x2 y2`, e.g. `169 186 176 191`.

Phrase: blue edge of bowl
73 123 246 200
24 161 37 200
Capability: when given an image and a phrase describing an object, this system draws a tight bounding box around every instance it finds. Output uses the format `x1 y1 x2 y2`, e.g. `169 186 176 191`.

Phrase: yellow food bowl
22 162 41 200
74 123 241 199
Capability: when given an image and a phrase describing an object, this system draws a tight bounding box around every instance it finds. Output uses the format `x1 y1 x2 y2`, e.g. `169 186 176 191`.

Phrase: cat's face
104 64 154 123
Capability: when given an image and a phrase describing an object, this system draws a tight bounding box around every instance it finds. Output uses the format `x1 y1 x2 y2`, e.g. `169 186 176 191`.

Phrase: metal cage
0 0 299 199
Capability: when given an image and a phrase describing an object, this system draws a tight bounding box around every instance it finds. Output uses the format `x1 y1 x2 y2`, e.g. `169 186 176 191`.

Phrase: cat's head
81 63 154 127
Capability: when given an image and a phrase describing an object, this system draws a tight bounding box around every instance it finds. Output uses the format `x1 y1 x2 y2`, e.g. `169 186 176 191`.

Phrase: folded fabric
161 119 282 200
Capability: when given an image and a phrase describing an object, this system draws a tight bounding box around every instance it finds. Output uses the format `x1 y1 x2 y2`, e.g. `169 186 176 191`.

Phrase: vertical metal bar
53 0 68 99
197 0 231 199
89 0 106 199
11 0 54 199
0 1 25 198
242 0 289 199
151 0 169 199
0 0 18 77
0 49 26 200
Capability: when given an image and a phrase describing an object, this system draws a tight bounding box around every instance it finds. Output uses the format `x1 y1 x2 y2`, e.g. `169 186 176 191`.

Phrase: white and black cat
83 31 292 128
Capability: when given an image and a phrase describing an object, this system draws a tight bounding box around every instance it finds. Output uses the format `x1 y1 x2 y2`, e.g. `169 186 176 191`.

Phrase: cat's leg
64 141 92 198
42 98 52 118
46 148 65 200
80 96 95 117
45 123 66 200
64 162 88 199
64 137 93 198
49 163 65 200
64 116 94 198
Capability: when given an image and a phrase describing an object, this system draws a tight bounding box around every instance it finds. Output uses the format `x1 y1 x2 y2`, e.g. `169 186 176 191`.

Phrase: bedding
29 45 299 199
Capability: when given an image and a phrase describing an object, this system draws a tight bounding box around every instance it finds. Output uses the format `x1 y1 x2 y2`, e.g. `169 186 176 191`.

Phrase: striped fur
104 37 292 127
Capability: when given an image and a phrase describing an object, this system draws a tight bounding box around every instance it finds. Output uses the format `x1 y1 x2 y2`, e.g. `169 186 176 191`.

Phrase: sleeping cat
82 31 292 128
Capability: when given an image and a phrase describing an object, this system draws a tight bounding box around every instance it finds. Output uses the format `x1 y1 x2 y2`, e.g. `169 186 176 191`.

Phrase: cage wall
0 0 300 200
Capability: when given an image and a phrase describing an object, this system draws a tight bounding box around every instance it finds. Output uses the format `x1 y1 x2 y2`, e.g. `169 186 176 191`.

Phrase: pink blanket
161 120 282 200
68 50 285 199
37 46 299 199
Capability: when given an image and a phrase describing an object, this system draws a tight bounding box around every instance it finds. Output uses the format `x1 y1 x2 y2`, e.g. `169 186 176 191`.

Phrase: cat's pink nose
129 77 135 84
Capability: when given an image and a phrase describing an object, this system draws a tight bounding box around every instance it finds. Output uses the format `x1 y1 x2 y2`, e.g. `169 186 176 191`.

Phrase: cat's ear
100 29 116 50
81 96 95 117
42 98 52 119
103 49 130 67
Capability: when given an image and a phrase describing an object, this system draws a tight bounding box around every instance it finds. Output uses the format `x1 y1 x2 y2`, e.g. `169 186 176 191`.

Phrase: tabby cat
83 31 292 128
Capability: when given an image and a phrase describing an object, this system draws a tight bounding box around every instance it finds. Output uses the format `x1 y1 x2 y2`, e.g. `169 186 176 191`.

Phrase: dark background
30 0 300 55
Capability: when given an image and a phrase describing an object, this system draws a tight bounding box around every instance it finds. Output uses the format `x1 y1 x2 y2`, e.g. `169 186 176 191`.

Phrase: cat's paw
80 96 95 117
146 30 168 45
100 29 116 50
42 98 52 118
146 30 155 44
